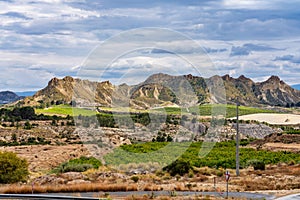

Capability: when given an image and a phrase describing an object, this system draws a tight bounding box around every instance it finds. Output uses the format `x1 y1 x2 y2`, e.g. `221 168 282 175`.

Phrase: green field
104 141 300 169
35 104 277 118
35 105 96 116
153 104 276 118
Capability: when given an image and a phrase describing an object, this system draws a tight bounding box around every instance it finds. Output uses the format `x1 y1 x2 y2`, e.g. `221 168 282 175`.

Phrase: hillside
21 74 300 109
0 91 22 104
23 76 114 107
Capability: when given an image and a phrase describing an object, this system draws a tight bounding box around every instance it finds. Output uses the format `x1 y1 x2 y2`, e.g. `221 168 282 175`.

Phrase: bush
0 151 29 183
247 160 265 170
163 159 192 176
54 156 102 173
57 163 94 173
131 176 139 183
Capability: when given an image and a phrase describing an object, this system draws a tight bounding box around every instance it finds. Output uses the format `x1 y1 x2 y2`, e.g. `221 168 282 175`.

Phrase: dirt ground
0 144 90 172
237 113 300 125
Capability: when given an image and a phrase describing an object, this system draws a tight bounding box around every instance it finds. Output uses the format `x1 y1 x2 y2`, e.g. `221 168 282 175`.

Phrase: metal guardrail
0 194 106 200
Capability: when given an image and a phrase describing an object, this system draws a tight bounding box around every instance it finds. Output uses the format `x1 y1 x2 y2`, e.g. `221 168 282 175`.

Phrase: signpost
236 101 240 176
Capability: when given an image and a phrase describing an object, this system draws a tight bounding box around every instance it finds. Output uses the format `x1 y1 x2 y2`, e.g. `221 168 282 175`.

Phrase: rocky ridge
21 73 300 108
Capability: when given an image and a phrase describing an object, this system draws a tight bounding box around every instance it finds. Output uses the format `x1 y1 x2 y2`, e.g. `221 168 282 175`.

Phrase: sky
1 0 300 91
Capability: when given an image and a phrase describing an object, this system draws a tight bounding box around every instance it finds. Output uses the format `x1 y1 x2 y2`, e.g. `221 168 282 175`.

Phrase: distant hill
15 91 36 97
292 84 300 91
21 74 300 108
0 91 23 104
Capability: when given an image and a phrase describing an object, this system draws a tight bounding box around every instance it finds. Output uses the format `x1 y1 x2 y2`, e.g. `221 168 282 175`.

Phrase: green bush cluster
247 160 266 170
0 136 50 146
53 156 102 173
0 107 72 123
163 159 192 176
0 151 29 183
95 112 180 128
105 140 300 175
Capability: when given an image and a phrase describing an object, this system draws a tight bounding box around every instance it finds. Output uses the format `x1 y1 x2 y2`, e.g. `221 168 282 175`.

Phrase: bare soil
237 113 300 125
0 144 89 172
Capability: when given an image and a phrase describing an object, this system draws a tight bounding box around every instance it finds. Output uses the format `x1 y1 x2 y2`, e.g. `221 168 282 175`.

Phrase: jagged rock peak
63 76 75 82
238 75 249 80
144 73 174 83
222 74 232 81
266 75 281 83
49 77 59 85
184 74 197 79
101 80 112 85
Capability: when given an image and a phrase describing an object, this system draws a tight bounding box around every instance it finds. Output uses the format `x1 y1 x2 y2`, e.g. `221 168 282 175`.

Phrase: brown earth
0 144 89 172
250 132 300 152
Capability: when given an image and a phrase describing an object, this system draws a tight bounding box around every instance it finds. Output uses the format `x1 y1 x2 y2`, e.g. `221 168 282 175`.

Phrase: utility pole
236 100 240 176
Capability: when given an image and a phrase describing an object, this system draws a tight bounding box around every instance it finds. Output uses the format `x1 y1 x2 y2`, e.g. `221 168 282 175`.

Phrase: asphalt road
0 191 276 200
59 191 275 199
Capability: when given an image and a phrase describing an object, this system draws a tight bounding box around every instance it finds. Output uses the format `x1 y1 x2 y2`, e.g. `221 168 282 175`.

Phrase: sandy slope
236 113 300 125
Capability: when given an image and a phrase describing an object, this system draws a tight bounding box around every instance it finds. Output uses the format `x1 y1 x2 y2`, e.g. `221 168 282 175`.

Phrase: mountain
23 76 114 107
222 75 300 106
21 74 300 108
0 91 23 104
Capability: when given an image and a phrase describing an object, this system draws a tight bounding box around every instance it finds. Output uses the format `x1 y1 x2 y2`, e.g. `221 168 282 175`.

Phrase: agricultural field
104 141 300 170
35 104 96 116
35 104 277 118
152 104 277 118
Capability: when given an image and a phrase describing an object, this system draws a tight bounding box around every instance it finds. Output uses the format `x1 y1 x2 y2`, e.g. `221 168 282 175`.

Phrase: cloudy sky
1 0 300 91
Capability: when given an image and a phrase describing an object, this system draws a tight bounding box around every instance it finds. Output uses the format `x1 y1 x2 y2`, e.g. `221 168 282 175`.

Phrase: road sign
225 171 230 182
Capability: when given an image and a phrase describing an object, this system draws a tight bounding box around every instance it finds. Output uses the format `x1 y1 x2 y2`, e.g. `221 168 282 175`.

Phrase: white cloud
0 0 300 91
222 0 272 9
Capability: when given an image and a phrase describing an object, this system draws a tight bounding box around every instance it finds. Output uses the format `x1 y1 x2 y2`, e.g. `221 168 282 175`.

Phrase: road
60 191 275 199
0 191 275 199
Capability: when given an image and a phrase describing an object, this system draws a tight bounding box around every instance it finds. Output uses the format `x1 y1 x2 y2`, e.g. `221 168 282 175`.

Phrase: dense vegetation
53 156 102 173
0 106 70 122
105 141 300 176
0 151 29 183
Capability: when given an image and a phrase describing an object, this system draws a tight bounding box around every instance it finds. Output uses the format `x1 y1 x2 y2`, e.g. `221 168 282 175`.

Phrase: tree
0 151 29 183
163 159 192 176
12 133 17 142
24 120 32 130
11 107 35 120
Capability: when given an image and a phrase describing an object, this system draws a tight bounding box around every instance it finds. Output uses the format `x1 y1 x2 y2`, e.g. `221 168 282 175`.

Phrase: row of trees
0 107 72 122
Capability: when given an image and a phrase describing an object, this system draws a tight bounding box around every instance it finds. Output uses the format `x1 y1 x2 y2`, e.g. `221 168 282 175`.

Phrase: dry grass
0 183 137 194
143 184 162 191
123 194 248 200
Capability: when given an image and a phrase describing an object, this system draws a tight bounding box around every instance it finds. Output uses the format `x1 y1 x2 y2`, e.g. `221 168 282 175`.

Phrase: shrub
163 159 192 176
57 163 94 173
0 151 29 183
247 160 265 170
23 121 32 130
131 176 139 183
54 156 102 173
